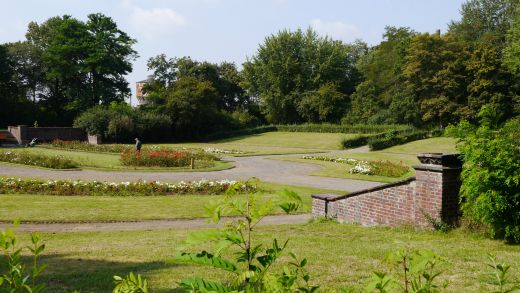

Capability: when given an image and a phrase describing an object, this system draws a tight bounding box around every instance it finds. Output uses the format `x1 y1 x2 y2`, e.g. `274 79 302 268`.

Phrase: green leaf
175 251 238 273
180 276 235 293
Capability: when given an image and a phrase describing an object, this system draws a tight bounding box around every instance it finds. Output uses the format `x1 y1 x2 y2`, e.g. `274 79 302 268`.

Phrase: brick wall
8 125 87 144
312 153 462 228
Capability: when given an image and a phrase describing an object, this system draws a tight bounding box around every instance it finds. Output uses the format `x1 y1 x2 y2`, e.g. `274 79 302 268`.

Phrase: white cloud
125 1 185 39
310 19 361 42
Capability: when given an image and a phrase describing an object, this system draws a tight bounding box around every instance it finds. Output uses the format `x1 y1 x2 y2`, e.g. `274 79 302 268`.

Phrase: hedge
367 130 438 150
276 123 413 134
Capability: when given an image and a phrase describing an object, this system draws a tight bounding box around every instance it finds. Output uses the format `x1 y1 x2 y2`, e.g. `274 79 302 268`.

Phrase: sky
2 0 467 104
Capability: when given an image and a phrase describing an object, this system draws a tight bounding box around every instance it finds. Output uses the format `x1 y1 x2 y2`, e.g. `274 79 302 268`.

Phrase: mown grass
0 183 341 223
158 132 359 156
12 222 520 292
272 137 458 183
2 147 232 172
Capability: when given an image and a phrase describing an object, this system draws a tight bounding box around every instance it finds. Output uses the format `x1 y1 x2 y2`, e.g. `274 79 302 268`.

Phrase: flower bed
0 178 256 196
203 147 244 155
301 155 409 177
49 140 133 153
0 151 79 169
120 150 218 167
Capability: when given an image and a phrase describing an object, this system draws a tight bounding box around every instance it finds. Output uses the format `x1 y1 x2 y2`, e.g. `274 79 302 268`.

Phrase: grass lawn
158 132 358 155
272 137 459 183
2 147 232 172
12 222 519 292
0 183 341 222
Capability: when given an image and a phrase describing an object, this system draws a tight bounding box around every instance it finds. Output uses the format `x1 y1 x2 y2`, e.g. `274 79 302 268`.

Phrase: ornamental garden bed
0 177 256 196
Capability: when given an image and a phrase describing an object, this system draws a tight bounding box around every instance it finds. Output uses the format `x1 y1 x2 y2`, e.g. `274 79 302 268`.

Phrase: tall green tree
347 26 417 124
402 33 470 127
242 28 364 124
449 0 520 46
21 14 137 125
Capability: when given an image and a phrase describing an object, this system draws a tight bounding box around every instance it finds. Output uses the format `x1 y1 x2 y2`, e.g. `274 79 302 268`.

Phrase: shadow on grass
20 254 189 292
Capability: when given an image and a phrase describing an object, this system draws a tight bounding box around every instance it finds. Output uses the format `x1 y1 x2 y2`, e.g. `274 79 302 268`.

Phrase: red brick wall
8 125 86 144
312 154 462 228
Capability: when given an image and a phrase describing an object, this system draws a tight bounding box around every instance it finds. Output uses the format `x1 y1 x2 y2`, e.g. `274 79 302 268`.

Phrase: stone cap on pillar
414 153 462 172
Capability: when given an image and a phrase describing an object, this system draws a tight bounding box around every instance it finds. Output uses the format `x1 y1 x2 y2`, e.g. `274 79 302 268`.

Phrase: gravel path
0 214 313 232
0 147 381 192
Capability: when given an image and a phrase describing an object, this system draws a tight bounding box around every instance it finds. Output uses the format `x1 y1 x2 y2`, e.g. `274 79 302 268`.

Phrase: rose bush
120 150 218 167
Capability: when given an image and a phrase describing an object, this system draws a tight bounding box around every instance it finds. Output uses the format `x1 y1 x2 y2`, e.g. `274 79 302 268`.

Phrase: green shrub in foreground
457 119 520 243
0 151 79 169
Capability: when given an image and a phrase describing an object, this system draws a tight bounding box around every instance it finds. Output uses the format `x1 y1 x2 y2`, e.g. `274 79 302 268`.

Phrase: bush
368 129 438 150
457 119 520 243
0 151 79 169
74 106 174 142
73 106 114 136
107 115 135 142
204 125 277 141
341 135 371 149
49 140 133 153
0 177 256 196
120 150 218 168
276 123 413 134
134 112 172 141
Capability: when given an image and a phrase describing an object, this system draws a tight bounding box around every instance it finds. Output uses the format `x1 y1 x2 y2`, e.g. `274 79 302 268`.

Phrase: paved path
0 147 381 192
0 214 313 232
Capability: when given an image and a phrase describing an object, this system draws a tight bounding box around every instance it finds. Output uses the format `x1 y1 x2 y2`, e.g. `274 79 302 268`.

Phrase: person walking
134 138 142 153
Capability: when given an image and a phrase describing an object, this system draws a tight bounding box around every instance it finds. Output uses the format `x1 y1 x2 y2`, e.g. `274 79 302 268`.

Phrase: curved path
0 147 381 192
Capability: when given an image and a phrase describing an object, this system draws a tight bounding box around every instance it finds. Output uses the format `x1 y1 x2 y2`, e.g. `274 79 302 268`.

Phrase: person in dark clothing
134 138 142 153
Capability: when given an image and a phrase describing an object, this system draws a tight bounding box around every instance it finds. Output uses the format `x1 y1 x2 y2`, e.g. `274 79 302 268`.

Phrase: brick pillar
18 125 28 145
413 153 462 227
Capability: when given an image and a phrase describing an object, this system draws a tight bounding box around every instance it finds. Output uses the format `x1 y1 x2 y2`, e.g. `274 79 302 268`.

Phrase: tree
242 28 364 124
164 76 223 138
144 56 250 112
21 14 137 125
402 33 470 127
346 26 416 124
449 0 520 46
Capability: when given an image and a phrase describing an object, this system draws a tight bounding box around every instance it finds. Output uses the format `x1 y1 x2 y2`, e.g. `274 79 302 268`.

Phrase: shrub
367 129 439 150
276 123 413 134
457 119 520 243
0 151 79 169
175 185 318 292
73 106 114 136
204 125 277 141
134 112 172 141
49 140 132 153
0 177 256 196
107 114 135 142
0 223 47 292
341 134 371 149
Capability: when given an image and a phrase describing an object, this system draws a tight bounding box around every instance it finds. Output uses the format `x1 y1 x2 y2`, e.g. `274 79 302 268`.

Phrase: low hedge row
368 130 436 151
205 124 413 141
276 123 413 134
204 126 277 141
341 135 372 149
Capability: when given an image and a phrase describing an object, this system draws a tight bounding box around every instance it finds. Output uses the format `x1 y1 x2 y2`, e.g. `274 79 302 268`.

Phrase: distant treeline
2 0 520 140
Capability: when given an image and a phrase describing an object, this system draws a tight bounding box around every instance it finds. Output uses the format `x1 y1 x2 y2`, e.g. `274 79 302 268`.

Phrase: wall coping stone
312 176 416 203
